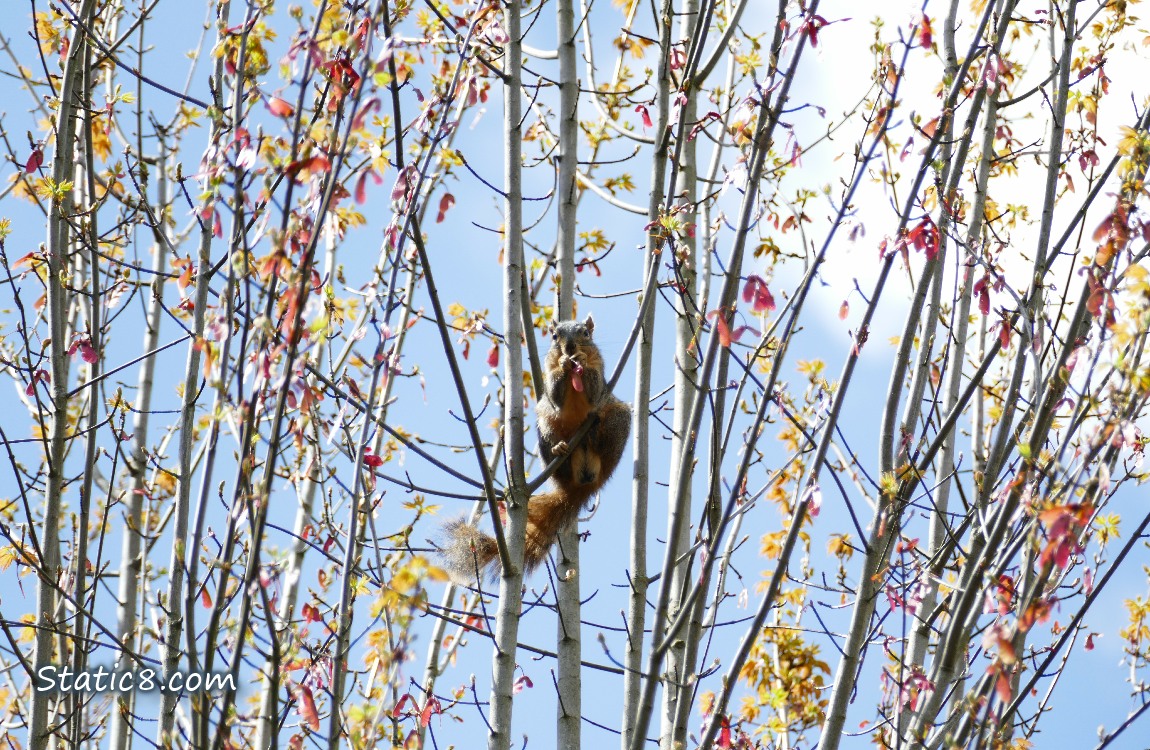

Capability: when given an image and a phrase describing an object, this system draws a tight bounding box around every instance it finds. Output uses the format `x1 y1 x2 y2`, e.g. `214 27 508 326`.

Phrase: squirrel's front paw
551 441 570 456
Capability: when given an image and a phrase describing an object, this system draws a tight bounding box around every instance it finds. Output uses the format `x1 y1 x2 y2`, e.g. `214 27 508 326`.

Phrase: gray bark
488 1 529 747
554 0 582 745
108 148 169 750
659 1 701 745
29 2 97 747
156 2 234 740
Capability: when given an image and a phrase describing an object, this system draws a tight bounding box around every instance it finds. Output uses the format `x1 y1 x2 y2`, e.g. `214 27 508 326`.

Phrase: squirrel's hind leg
570 445 602 487
591 399 632 483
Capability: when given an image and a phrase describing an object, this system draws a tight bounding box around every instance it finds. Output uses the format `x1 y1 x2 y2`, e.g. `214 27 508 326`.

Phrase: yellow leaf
19 614 36 644
0 545 20 571
827 534 853 560
154 468 178 498
699 690 715 718
760 530 786 559
91 118 112 161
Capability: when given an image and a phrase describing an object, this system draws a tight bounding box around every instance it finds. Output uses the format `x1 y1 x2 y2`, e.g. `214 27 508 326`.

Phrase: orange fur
439 487 593 581
439 316 630 582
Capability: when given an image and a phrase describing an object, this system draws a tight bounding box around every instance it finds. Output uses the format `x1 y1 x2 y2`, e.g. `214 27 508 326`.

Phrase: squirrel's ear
548 319 557 336
583 314 595 335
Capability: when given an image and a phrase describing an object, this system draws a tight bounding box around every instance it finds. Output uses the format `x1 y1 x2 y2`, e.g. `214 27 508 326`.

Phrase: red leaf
790 141 802 167
419 697 441 727
1093 213 1114 242
26 369 50 395
717 716 732 748
571 361 584 392
804 483 822 518
908 217 940 260
286 155 332 182
994 669 1012 704
803 15 829 47
900 137 914 162
353 18 371 50
741 277 757 304
730 325 753 343
998 636 1017 665
994 575 1015 615
1086 288 1105 316
513 675 533 694
755 284 775 312
974 276 991 316
200 587 212 608
267 97 295 117
79 341 97 364
13 251 42 268
363 452 384 468
486 342 499 369
688 111 722 141
171 257 193 295
25 147 44 174
257 252 291 280
306 155 332 173
741 275 775 312
352 97 381 131
390 166 416 203
1020 598 1053 632
998 318 1011 349
1054 540 1072 569
918 14 933 48
355 169 381 204
297 684 320 731
717 317 731 347
436 192 455 223
839 300 850 320
635 104 652 129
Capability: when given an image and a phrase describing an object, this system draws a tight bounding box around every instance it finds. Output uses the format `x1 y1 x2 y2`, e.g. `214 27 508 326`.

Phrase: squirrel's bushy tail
440 488 591 583
439 518 500 583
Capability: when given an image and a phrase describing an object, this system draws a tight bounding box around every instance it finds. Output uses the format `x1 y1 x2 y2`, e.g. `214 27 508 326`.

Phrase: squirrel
441 315 631 581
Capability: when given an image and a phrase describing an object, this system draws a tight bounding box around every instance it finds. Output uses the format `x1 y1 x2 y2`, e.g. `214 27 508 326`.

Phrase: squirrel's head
549 314 595 356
